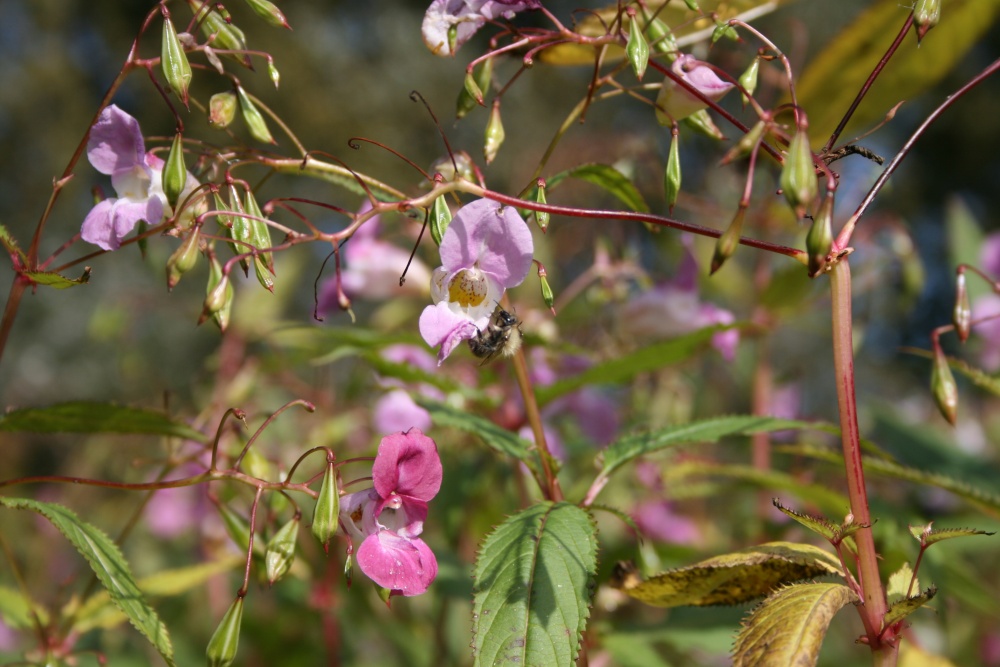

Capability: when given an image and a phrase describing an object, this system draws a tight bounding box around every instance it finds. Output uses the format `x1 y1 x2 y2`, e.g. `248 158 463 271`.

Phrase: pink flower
981 232 1000 278
418 198 533 363
339 430 443 597
422 0 542 56
655 55 734 125
81 105 200 250
972 293 1000 372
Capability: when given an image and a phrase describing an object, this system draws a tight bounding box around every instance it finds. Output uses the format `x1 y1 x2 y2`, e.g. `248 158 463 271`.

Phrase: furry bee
468 307 522 363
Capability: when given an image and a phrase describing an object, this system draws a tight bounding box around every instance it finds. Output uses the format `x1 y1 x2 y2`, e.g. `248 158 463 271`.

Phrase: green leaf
0 402 207 442
886 562 918 602
545 163 650 213
772 500 839 542
795 0 1000 145
472 502 598 667
0 498 175 666
616 542 842 608
883 587 937 630
0 222 27 265
732 583 858 667
0 585 49 629
22 268 91 289
908 524 995 546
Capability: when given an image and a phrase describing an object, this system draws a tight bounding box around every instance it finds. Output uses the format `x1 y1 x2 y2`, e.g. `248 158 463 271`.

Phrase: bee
468 307 522 363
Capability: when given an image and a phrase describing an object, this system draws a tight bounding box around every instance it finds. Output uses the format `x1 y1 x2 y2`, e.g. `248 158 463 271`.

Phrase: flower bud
484 100 505 164
655 55 734 125
243 189 275 292
626 12 650 81
206 596 244 667
311 461 340 552
739 57 759 104
166 228 200 290
190 0 252 68
711 207 745 275
664 130 681 214
806 192 834 277
539 272 555 314
244 0 290 29
162 132 187 211
265 516 299 585
457 58 493 120
683 109 725 140
344 551 354 587
267 59 280 89
914 0 940 43
209 92 238 128
780 124 818 218
931 345 958 425
236 85 276 145
430 195 453 246
534 179 550 231
161 15 192 106
204 255 234 331
711 20 739 44
953 271 971 342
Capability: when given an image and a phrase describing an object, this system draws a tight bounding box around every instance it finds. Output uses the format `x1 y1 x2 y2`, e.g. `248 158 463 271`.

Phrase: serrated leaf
732 583 858 667
0 585 49 629
795 0 1000 145
545 163 650 213
772 500 839 542
0 402 206 442
0 498 175 666
882 587 936 630
472 502 598 667
363 352 461 394
22 268 91 289
887 562 917 602
913 525 995 546
0 222 27 264
617 542 842 607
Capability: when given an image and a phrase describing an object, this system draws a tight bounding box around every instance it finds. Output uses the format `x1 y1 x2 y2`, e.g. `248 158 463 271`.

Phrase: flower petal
87 105 147 175
419 301 481 363
372 429 442 504
655 55 734 124
374 390 432 435
440 199 533 289
357 531 438 596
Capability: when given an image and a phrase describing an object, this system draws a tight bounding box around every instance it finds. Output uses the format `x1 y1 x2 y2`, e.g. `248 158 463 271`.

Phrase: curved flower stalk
422 0 542 56
418 198 534 364
655 54 735 125
339 429 443 597
81 105 200 250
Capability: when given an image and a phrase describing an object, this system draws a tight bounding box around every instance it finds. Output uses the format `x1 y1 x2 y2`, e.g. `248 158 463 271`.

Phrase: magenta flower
339 429 443 597
982 231 1000 278
422 0 542 56
81 105 200 250
972 294 1000 372
655 54 734 125
418 198 534 363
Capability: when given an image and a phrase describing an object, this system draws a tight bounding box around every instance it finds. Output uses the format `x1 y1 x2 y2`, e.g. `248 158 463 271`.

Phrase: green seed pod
243 0 290 29
931 346 958 425
166 228 200 290
953 271 971 343
190 0 252 68
206 596 244 667
243 189 275 291
664 130 681 214
721 119 767 165
806 193 834 277
534 179 550 231
236 86 275 145
739 57 759 104
311 462 340 552
265 516 299 585
642 13 677 58
539 273 554 313
217 503 251 552
780 125 818 218
456 59 493 120
683 109 724 140
683 0 700 10
205 255 234 331
344 551 354 587
430 196 453 246
162 132 187 211
267 60 280 89
209 92 238 128
914 0 940 43
483 100 505 164
711 207 745 275
375 583 392 605
711 20 739 44
161 15 192 106
242 447 273 481
626 13 650 81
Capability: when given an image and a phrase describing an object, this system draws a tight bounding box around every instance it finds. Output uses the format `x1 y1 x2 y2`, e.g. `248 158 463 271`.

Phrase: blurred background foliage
0 0 999 665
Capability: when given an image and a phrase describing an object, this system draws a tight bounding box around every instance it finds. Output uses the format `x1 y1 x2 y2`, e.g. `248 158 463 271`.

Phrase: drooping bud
664 129 681 214
711 20 739 44
780 123 818 218
721 119 767 164
806 192 834 277
190 0 252 69
931 345 958 425
684 109 725 140
375 583 392 606
655 55 735 125
267 59 280 89
209 92 238 128
626 10 650 81
739 57 759 105
711 207 745 275
166 228 200 290
203 255 234 331
534 178 550 231
221 185 251 276
236 85 276 145
344 551 354 588
641 12 678 57
206 596 244 667
243 0 291 29
456 58 493 119
683 0 700 10
243 189 275 292
953 270 971 342
311 460 340 552
914 0 940 43
484 100 505 164
430 195 452 246
161 14 192 106
162 132 188 211
265 516 300 585
539 272 555 314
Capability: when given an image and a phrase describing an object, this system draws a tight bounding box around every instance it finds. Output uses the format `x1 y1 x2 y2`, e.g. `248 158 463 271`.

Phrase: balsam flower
655 54 734 125
422 0 542 57
81 105 200 250
419 198 533 363
339 429 443 597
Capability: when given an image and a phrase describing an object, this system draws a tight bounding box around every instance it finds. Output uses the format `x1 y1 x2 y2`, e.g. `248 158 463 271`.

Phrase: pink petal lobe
357 531 438 596
372 429 442 503
87 105 146 175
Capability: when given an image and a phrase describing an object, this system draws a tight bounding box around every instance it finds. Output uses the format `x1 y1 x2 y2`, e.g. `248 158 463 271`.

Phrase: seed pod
806 192 834 277
166 228 200 290
683 109 724 140
931 346 958 425
953 271 971 342
739 57 759 104
162 132 187 211
206 596 244 667
780 124 818 218
641 12 677 57
311 461 340 552
204 255 234 331
265 516 300 585
683 0 700 9
664 130 681 214
190 0 252 68
534 179 550 231
456 58 493 119
914 0 940 43
161 15 192 106
626 12 650 81
243 0 290 29
430 196 453 246
217 503 251 552
209 92 238 128
484 100 505 164
711 207 745 275
539 272 555 313
243 189 275 292
721 119 767 165
236 85 275 145
267 60 280 89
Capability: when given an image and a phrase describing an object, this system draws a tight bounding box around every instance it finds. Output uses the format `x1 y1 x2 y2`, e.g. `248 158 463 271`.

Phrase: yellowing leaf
732 583 858 667
616 541 842 607
899 642 960 667
883 587 937 631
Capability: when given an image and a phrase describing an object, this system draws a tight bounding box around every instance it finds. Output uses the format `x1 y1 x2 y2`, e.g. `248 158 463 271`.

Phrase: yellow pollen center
447 269 488 308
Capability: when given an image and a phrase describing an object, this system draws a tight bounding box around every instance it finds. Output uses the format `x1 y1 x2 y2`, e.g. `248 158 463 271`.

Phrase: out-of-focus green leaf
472 502 597 666
545 163 650 213
21 268 91 289
796 0 1000 146
0 498 176 667
0 222 27 264
0 585 49 629
0 402 207 442
903 346 1000 397
732 583 857 666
